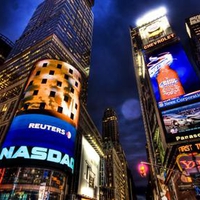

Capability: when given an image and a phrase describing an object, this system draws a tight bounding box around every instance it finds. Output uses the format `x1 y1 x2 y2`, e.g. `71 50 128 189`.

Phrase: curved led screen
0 114 75 172
0 59 81 173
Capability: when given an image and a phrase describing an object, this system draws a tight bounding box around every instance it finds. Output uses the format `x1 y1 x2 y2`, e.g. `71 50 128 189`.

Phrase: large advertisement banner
78 136 100 199
162 101 200 143
145 42 200 109
138 16 175 50
0 114 76 172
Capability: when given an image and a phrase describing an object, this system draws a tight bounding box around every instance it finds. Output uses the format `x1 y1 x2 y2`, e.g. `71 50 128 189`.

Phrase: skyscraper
102 108 120 146
0 0 94 199
130 7 200 199
102 108 132 200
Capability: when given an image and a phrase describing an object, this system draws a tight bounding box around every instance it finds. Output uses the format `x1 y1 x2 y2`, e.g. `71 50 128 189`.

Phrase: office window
49 70 55 75
57 64 62 69
33 90 38 95
29 81 33 86
24 104 29 110
70 113 74 120
64 74 69 80
64 95 69 102
43 63 48 67
36 71 40 76
57 81 62 87
49 91 56 97
69 68 73 74
70 87 74 93
57 106 63 113
41 79 47 84
39 103 46 109
75 103 78 110
75 81 78 87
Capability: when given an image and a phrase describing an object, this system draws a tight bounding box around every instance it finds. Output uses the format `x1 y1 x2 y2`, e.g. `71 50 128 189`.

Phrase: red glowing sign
176 153 200 174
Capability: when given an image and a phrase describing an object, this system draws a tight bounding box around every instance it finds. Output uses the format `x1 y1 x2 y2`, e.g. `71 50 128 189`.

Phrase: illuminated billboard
138 15 175 50
0 59 81 172
161 101 200 143
78 136 100 199
20 59 81 127
0 114 75 172
145 42 200 109
177 153 200 178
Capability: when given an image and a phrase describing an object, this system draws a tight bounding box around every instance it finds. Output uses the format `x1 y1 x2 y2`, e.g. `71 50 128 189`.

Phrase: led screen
0 114 76 172
138 16 174 50
145 42 200 109
161 101 200 143
78 136 100 199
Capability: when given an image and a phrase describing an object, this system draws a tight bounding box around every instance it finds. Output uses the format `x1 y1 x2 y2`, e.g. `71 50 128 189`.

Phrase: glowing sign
0 146 74 170
189 14 200 25
136 7 167 26
0 114 76 172
145 42 200 109
177 153 200 174
138 15 174 50
162 101 200 143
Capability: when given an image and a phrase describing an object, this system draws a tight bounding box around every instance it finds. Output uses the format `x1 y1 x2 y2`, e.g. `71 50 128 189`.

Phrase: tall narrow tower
0 0 94 199
102 108 120 146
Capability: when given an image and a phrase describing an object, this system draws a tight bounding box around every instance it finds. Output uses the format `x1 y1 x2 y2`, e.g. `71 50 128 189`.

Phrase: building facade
102 108 133 200
130 7 200 200
185 13 200 69
0 0 97 199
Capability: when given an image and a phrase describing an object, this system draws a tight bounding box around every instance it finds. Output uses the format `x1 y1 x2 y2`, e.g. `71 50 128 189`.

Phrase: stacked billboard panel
139 14 200 144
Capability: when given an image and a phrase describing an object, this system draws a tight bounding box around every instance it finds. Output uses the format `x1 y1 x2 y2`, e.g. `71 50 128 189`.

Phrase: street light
138 163 147 177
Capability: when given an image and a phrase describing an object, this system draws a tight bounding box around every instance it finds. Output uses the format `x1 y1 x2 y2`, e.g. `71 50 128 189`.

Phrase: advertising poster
176 153 200 179
145 42 200 109
138 16 174 50
78 136 100 199
161 101 200 143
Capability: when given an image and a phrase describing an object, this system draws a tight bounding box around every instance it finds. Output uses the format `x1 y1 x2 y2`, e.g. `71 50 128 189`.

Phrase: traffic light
139 164 147 177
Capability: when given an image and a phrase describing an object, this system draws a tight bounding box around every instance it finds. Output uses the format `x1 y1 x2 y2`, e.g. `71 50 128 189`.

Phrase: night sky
0 0 200 199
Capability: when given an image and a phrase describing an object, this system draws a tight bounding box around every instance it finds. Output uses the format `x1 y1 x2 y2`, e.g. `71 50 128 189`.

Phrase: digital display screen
138 16 174 50
145 42 200 109
161 101 200 143
177 153 200 175
0 114 76 172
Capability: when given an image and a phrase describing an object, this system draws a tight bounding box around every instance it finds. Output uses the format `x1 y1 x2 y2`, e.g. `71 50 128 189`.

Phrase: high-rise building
102 108 120 146
130 7 200 200
102 108 134 200
185 13 200 69
0 0 95 199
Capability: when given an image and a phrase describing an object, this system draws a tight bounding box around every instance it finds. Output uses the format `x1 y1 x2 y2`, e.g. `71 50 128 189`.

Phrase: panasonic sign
0 146 74 171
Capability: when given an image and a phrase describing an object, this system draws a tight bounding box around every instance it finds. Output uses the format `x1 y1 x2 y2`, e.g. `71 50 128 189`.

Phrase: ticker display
145 42 200 109
0 113 76 172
